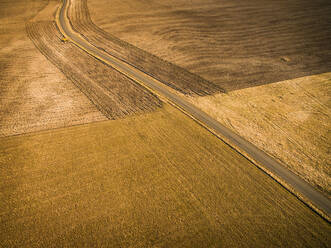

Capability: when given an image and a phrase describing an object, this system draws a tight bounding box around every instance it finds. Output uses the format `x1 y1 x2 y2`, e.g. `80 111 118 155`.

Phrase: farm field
0 0 330 246
26 21 161 120
86 0 331 195
68 0 224 96
0 0 106 137
88 0 331 92
1 104 330 247
188 73 331 196
0 0 161 137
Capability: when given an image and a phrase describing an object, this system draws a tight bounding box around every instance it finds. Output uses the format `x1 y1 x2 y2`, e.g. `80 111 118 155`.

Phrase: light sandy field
26 21 162 119
0 104 330 247
188 73 331 196
0 0 107 137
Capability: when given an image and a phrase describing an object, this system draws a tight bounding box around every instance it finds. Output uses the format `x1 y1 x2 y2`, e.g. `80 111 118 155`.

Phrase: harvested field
86 0 331 196
88 0 331 91
1 104 330 247
26 21 162 120
1 0 161 137
67 0 224 96
188 73 331 195
0 0 106 137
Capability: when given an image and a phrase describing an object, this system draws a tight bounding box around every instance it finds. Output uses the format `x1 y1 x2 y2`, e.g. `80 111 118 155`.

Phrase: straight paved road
58 0 331 220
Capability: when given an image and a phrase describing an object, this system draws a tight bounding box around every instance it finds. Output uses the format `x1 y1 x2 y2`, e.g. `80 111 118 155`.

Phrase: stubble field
0 0 107 137
86 0 331 195
0 0 330 246
188 73 331 195
1 104 330 247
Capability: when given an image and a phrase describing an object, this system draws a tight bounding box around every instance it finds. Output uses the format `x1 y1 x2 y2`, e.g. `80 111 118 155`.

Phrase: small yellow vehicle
60 36 69 43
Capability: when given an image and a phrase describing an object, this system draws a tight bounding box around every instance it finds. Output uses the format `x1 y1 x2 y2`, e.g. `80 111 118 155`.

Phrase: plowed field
67 0 224 96
88 0 331 92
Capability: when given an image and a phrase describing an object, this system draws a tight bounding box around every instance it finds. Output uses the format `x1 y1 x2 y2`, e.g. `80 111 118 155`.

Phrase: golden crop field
188 73 331 195
0 0 330 246
1 104 330 247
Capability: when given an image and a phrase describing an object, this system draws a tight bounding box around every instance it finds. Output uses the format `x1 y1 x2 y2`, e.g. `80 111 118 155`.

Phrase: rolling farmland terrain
87 0 331 195
0 0 330 246
1 105 330 247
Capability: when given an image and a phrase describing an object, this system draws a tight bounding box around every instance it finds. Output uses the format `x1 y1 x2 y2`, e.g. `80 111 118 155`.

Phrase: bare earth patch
0 0 162 137
188 73 331 195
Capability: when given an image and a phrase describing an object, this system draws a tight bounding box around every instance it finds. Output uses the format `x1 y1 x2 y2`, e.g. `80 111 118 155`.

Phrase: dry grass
0 0 107 137
188 73 331 195
0 104 330 247
88 0 331 92
67 0 224 96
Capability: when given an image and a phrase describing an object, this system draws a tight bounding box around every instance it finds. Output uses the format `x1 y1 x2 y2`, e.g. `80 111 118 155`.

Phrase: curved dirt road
58 0 330 220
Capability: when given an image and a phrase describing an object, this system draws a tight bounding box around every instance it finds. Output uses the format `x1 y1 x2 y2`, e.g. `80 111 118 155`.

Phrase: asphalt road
58 0 331 220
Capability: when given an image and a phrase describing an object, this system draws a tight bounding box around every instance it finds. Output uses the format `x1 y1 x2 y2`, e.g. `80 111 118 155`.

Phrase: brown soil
88 0 331 92
1 104 330 247
67 0 224 96
26 21 162 120
0 0 107 137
